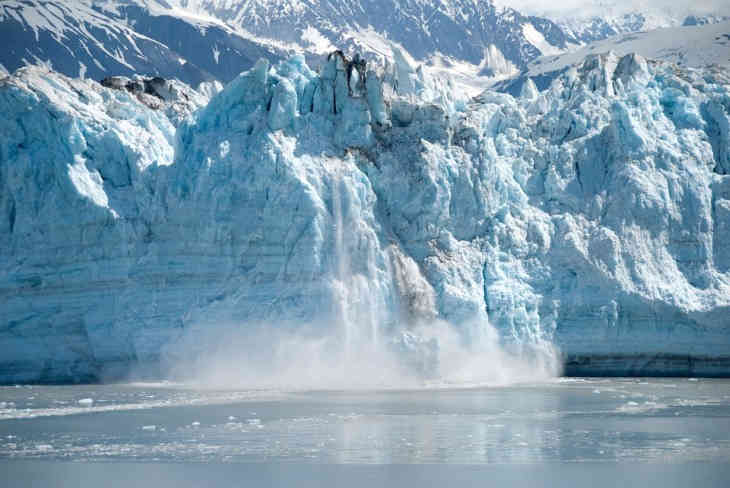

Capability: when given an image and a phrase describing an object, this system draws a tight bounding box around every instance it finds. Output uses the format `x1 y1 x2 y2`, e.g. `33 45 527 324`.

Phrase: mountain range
7 0 725 89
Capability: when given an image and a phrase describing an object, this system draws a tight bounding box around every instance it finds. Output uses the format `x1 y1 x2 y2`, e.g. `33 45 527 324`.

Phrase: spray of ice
161 160 559 390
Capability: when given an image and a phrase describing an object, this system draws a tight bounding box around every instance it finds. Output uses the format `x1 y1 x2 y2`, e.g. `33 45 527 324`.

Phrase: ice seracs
1 49 729 383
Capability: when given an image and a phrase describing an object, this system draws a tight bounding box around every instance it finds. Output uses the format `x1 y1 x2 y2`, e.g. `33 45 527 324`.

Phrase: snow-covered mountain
559 13 675 45
495 0 730 46
0 0 575 88
1 49 729 383
168 0 570 69
496 20 730 96
534 20 730 75
557 12 730 46
0 0 286 86
3 1 729 91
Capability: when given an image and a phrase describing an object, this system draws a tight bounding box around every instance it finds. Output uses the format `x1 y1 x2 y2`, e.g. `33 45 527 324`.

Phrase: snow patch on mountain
300 27 337 55
522 23 564 56
498 1 730 48
528 21 730 80
0 0 287 87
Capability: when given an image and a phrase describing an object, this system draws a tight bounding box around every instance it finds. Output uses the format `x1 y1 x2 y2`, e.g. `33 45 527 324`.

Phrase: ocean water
1 378 729 486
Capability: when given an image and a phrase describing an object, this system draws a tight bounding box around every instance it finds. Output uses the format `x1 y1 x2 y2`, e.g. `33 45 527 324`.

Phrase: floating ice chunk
77 398 93 406
141 425 156 431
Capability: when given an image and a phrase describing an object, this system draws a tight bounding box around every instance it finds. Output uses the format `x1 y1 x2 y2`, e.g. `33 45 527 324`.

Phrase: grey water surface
1 378 729 486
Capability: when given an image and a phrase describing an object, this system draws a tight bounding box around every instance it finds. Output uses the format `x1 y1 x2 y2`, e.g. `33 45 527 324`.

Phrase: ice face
1 51 729 384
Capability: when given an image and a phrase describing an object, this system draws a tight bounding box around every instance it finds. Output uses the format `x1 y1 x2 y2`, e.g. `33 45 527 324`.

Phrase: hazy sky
494 1 730 19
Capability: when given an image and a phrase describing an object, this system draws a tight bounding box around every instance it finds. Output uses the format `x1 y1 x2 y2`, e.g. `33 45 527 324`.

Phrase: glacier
1 49 730 384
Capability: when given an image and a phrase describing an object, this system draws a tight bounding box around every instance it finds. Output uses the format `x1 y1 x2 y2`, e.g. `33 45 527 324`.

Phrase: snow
300 26 336 55
522 23 564 56
481 45 520 78
1 49 730 383
528 20 730 78
1 0 585 105
495 1 730 24
67 156 114 216
0 0 289 87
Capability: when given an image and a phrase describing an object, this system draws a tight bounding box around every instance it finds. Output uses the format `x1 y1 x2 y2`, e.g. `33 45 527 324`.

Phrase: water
1 378 730 486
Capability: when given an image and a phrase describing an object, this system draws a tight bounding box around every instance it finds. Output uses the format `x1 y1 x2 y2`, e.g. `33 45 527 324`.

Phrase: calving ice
1 47 729 384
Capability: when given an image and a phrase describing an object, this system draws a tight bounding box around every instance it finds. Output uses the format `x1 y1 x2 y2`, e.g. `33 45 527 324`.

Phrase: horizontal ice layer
1 50 730 383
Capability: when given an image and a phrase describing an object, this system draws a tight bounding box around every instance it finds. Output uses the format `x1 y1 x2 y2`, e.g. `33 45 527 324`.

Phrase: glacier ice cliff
1 50 730 383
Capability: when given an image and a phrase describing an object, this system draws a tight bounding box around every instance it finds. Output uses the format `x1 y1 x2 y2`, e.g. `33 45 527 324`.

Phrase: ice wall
1 50 729 383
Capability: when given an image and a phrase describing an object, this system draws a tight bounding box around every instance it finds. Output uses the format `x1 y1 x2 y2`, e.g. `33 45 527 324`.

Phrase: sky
494 1 730 19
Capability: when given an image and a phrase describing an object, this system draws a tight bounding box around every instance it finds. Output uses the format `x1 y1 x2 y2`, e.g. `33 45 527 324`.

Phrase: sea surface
1 378 729 486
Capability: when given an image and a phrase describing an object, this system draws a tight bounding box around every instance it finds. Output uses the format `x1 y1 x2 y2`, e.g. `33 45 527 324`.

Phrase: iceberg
0 50 729 384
